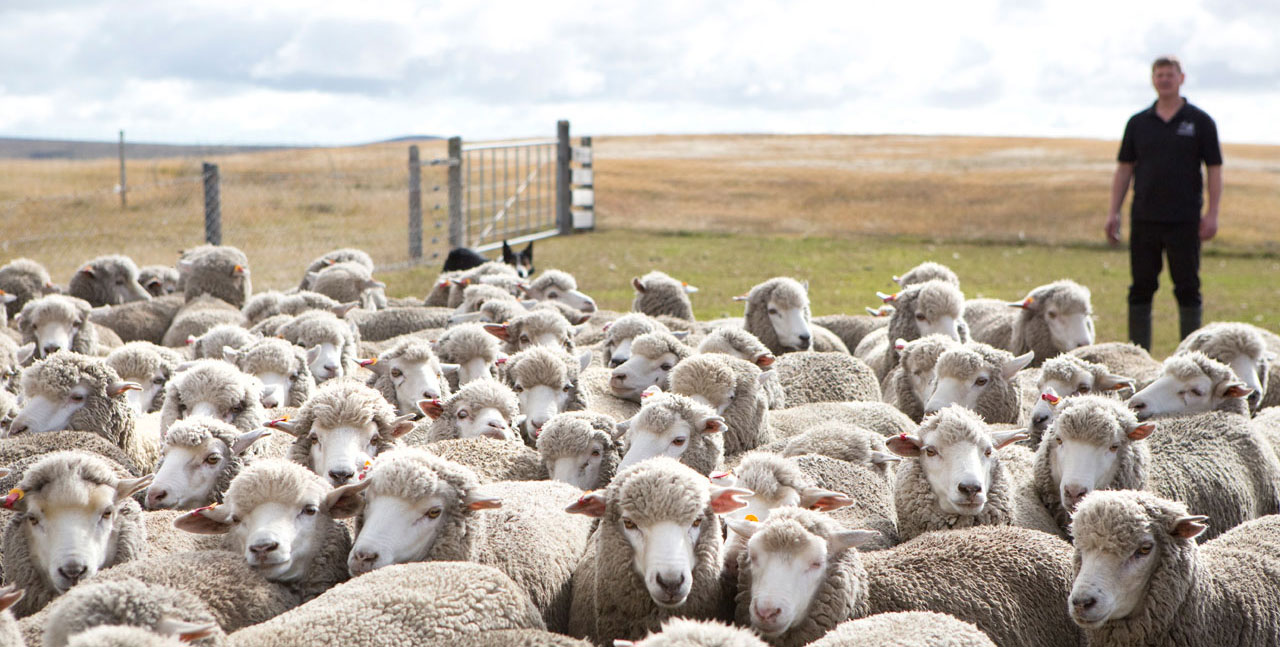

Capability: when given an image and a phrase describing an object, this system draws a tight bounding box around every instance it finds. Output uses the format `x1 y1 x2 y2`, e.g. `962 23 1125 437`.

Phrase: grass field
3 134 1278 357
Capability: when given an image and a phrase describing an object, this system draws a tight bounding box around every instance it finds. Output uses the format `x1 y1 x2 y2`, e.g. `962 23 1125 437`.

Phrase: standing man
1106 55 1222 351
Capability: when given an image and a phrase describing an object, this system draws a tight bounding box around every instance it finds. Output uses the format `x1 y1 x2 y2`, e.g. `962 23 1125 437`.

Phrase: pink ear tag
3 489 23 509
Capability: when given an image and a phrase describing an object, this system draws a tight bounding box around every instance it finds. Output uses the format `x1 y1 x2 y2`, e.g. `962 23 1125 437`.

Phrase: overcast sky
3 0 1279 146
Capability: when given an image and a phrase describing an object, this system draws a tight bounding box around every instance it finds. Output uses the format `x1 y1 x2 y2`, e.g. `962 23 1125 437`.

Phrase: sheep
343 306 452 342
449 295 527 327
1069 342 1164 391
923 342 1035 423
524 269 596 313
306 261 387 311
160 296 245 348
1037 394 1280 542
886 406 1057 541
855 279 966 381
964 280 1095 366
579 365 642 422
138 264 180 297
616 389 728 476
882 334 962 423
8 352 161 470
1025 354 1133 447
223 338 315 410
536 410 623 490
434 322 503 389
728 507 878 646
17 295 115 359
65 624 218 647
341 448 592 630
669 353 774 456
893 261 960 288
0 431 142 479
738 277 845 355
247 313 293 338
600 313 671 368
695 327 785 408
1127 351 1254 420
774 351 880 406
89 295 185 345
811 313 890 358
0 335 22 395
453 282 520 316
485 308 578 356
424 437 548 483
277 310 360 383
187 324 257 360
617 618 768 647
565 457 751 644
178 245 251 308
0 585 22 647
1175 321 1275 413
632 271 696 322
0 451 152 617
67 255 152 307
171 459 354 601
241 291 341 327
409 379 522 445
1068 490 1280 645
765 401 917 443
39 579 224 647
105 342 186 415
225 562 546 646
609 331 693 403
145 418 270 510
363 337 452 416
297 248 374 290
781 423 901 474
160 359 266 438
0 258 56 320
502 346 592 441
807 613 997 647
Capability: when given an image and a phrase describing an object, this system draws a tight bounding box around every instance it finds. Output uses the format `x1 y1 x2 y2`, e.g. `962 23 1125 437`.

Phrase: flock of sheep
0 247 1278 647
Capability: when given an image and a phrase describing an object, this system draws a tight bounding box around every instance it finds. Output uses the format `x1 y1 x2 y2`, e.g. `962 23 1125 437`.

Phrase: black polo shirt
1118 99 1222 223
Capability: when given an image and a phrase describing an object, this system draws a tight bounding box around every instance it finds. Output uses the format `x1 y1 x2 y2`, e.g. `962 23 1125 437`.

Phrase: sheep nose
609 358 625 368
1075 340 1090 348
957 482 982 497
611 372 626 384
147 488 169 507
9 421 28 435
42 343 61 355
582 300 597 313
58 561 88 584
324 364 339 375
1063 485 1089 508
250 541 279 556
1032 412 1050 427
798 333 811 345
1071 594 1097 612
754 603 781 623
1128 400 1146 411
654 572 685 596
351 549 379 570
328 468 355 485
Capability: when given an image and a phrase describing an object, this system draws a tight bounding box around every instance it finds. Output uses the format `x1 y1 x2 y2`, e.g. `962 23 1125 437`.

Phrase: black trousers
1127 220 1201 308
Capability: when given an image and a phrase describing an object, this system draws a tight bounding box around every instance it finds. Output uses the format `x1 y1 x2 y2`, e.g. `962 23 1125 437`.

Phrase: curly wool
775 351 879 406
64 625 196 647
933 343 1026 425
765 402 915 443
413 379 521 444
161 418 248 505
18 353 150 467
91 295 186 345
1 452 148 618
883 334 961 423
696 328 785 408
1070 490 1280 646
528 269 578 296
41 579 225 647
670 353 772 456
632 271 695 322
18 295 101 356
629 618 767 647
567 458 727 645
883 280 966 372
0 432 142 482
1069 342 1164 391
434 323 501 387
809 612 996 647
499 309 577 355
297 248 373 290
782 424 892 473
1177 322 1267 365
277 310 361 378
229 338 315 407
741 277 812 356
225 562 546 646
0 258 53 319
365 337 451 410
68 255 149 307
179 245 251 308
188 325 257 360
160 296 245 348
628 392 725 476
811 314 890 359
733 507 871 647
0 590 20 647
536 411 622 489
345 306 452 342
160 359 266 435
285 378 400 470
106 342 185 412
504 346 588 413
425 437 548 482
895 261 960 288
457 283 518 314
308 261 384 308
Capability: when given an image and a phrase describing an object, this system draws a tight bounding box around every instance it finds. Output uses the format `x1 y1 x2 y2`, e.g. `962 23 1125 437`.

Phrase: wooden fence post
447 137 464 249
202 162 221 245
556 120 572 235
118 130 127 209
408 145 422 261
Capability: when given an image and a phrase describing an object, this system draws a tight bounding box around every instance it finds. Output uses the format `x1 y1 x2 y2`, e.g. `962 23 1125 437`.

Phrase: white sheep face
348 493 448 576
925 369 995 416
537 286 596 313
33 319 78 357
607 337 636 368
1045 308 1095 352
177 395 247 427
309 423 378 486
255 371 295 410
1028 386 1062 435
725 486 799 524
620 516 702 609
914 312 960 341
453 405 517 442
307 343 343 382
617 418 697 472
455 356 496 387
766 300 812 352
610 352 678 402
916 428 997 515
546 441 606 489
229 499 324 583
147 439 232 510
516 330 571 353
8 385 91 435
1126 373 1216 420
22 479 143 593
514 383 571 437
1069 532 1162 628
1049 434 1125 512
384 358 445 415
742 530 828 638
1227 354 1270 412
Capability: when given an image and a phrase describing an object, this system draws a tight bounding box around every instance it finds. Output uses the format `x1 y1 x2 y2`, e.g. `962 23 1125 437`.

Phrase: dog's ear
522 241 533 261
502 241 515 263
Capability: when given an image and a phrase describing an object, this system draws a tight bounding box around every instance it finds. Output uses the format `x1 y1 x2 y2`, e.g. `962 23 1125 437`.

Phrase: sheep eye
289 373 299 382
660 364 673 371
69 393 85 402
984 447 993 457
590 449 601 458
1109 444 1120 452
27 516 39 526
1135 542 1153 557
1048 311 1058 319
152 376 166 385
308 433 319 444
457 410 470 419
1190 389 1204 397
767 309 778 316
691 517 702 528
672 437 687 447
548 292 559 299
101 509 113 520
925 447 938 457
301 504 318 516
231 405 244 415
511 385 524 393
1077 384 1090 394
205 454 221 465
390 368 403 378
622 518 637 530
974 377 989 387
915 313 927 321
425 507 442 519
230 515 241 524
1055 437 1063 446
177 403 187 413
562 384 572 392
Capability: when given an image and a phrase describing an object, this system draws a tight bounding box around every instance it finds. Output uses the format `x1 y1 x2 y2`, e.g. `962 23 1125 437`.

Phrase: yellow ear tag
744 514 759 522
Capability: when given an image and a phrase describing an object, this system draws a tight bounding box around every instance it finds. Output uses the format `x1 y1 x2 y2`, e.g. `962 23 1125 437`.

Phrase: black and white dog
442 240 534 278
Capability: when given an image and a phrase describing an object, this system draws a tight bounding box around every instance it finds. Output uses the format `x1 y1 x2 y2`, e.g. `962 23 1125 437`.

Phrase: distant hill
378 135 445 143
0 137 298 160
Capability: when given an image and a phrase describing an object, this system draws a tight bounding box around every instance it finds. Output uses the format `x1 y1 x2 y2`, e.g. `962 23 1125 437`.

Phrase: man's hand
1105 213 1122 246
1200 214 1218 241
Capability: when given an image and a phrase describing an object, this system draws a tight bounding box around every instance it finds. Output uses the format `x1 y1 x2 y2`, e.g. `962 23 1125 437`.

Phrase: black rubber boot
1179 305 1203 342
1129 303 1153 352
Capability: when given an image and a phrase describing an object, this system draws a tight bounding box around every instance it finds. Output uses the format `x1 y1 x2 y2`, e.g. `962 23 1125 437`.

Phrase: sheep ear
16 343 36 366
1218 382 1253 400
417 399 445 420
0 292 14 305
894 337 909 352
359 357 386 374
755 352 775 368
683 283 698 294
870 451 902 465
886 434 923 457
631 277 647 294
892 274 905 287
0 468 8 480
670 330 690 341
520 299 539 309
265 418 301 436
462 489 503 511
306 345 322 365
363 279 385 290
155 616 219 643
757 370 778 388
177 259 195 273
222 346 241 363
830 529 881 552
600 321 614 334
173 504 233 534
449 311 484 325
333 302 360 318
726 518 759 539
732 294 749 302
577 349 593 372
108 381 142 398
324 479 371 519
799 486 854 512
1098 373 1135 392
801 280 809 293
702 416 727 434
390 414 416 438
115 474 154 503
565 490 607 517
876 291 898 303
1128 422 1156 441
233 265 250 277
1007 297 1034 309
79 266 96 279
439 363 460 377
1170 515 1210 540
232 428 272 455
709 486 753 514
1002 352 1035 379
611 418 631 440
641 385 663 400
0 586 24 614
708 470 736 487
483 323 511 341
305 271 320 285
990 429 1028 449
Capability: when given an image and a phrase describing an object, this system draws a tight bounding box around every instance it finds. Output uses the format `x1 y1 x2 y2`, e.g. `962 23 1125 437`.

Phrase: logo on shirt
1176 121 1196 137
